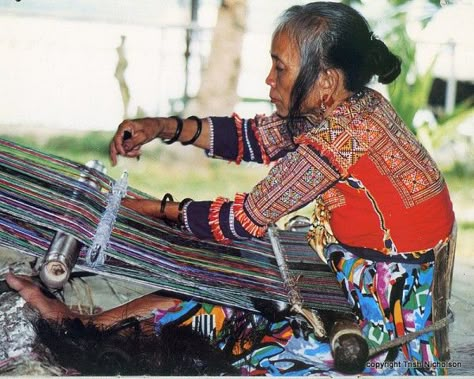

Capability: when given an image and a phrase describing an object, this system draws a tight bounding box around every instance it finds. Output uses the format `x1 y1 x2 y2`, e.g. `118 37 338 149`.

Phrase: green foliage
387 0 440 8
460 221 474 230
340 0 362 5
379 3 473 181
44 132 111 157
430 107 474 148
0 134 37 148
384 21 435 134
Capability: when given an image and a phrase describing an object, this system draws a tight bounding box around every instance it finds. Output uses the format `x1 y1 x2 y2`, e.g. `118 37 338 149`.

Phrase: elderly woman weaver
7 1 455 376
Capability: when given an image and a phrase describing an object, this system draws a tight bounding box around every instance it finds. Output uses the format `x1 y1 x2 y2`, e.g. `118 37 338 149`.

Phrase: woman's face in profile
265 31 301 117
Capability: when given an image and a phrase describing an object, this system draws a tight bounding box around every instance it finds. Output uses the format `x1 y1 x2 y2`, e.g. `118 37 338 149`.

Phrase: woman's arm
207 113 302 165
108 113 302 167
109 117 210 166
120 141 341 241
5 273 193 329
182 143 342 242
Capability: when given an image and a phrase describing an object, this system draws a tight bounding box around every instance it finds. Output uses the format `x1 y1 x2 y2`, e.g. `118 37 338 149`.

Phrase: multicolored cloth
326 244 443 376
151 242 443 376
152 297 338 376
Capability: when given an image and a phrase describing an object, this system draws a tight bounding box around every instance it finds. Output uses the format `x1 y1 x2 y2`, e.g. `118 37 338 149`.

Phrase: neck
324 89 354 116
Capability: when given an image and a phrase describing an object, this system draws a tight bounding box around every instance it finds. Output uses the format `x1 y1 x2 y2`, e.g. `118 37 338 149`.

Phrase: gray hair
274 2 401 121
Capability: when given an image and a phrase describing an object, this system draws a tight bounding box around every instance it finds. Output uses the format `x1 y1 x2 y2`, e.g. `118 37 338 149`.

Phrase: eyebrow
271 53 284 64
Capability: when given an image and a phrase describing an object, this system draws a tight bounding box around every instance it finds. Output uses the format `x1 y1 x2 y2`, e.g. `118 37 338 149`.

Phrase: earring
320 101 327 114
320 94 334 115
322 94 334 108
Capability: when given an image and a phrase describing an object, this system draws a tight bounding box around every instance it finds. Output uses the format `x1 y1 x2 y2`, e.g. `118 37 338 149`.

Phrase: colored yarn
0 138 350 313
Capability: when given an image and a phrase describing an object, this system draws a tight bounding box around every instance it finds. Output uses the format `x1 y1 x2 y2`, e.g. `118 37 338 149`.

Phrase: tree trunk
184 0 248 117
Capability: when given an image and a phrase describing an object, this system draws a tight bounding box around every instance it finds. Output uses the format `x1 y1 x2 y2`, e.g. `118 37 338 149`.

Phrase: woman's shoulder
346 86 391 111
333 87 406 132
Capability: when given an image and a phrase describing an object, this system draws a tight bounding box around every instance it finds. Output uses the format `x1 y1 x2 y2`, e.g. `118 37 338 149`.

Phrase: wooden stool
432 223 457 362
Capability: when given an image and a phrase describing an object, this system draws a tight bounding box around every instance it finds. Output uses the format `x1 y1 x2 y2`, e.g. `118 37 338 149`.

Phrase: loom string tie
267 225 326 338
85 171 128 268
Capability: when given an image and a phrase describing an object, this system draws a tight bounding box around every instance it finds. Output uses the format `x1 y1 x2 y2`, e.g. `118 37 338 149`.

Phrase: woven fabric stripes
0 138 350 312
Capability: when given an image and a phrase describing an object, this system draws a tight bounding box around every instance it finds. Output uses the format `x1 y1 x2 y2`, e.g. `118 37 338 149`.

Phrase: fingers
109 120 142 166
5 272 44 307
6 272 72 321
5 272 34 292
109 139 119 166
109 125 127 166
109 118 163 166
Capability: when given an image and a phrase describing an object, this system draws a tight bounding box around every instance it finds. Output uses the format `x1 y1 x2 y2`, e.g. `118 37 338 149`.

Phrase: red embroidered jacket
183 88 454 254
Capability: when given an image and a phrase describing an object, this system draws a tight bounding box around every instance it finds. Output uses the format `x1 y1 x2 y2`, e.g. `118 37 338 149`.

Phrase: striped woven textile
0 138 351 312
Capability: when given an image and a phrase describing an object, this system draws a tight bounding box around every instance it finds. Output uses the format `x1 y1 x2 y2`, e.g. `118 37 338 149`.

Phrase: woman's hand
6 273 75 321
109 117 164 166
109 116 210 166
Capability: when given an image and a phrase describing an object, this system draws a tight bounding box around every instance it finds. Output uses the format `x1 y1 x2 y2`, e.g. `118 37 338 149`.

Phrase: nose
265 68 276 88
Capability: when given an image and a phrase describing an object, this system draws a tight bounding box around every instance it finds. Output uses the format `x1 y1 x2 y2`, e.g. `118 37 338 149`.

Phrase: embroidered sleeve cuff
205 116 238 161
186 199 254 242
233 193 267 237
206 115 267 164
186 200 213 239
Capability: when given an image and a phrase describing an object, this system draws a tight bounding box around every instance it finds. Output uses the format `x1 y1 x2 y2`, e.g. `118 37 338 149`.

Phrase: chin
274 107 289 118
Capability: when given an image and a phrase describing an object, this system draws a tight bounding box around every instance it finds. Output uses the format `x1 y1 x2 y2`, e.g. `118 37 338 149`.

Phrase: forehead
270 31 300 65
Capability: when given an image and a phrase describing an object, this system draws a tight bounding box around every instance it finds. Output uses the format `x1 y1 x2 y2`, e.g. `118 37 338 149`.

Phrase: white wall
0 1 307 132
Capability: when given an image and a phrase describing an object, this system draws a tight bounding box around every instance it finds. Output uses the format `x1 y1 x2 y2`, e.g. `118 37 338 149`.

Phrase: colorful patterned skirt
151 244 442 376
326 244 443 376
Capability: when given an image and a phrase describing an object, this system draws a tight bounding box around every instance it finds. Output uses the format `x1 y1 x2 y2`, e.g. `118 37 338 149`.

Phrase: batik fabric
151 276 442 377
325 243 444 375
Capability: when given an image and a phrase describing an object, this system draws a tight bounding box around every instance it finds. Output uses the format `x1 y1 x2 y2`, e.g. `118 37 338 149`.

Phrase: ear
318 69 341 97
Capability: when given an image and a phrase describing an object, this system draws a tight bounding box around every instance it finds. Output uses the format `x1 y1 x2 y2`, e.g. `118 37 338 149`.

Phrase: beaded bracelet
181 116 202 146
160 194 193 229
162 116 183 145
177 197 193 227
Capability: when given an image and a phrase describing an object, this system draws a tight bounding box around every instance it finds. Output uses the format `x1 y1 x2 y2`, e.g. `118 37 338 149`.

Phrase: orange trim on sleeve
232 113 244 165
209 197 232 244
250 118 271 165
233 193 267 237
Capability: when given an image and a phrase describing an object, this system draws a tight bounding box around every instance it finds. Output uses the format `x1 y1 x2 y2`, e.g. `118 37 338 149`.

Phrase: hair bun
367 33 401 84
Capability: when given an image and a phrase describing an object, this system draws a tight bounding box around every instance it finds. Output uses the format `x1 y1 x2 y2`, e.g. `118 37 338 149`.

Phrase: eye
276 64 285 72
